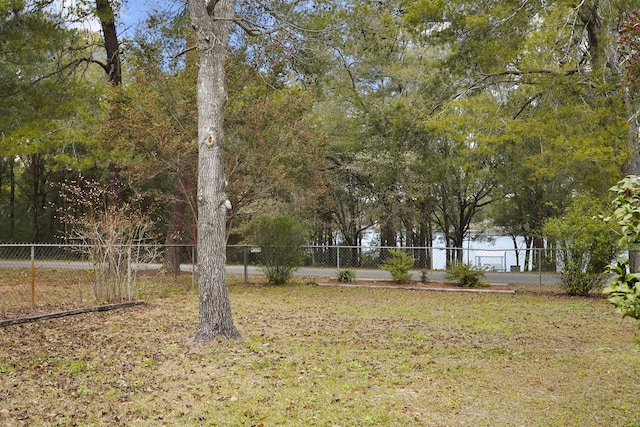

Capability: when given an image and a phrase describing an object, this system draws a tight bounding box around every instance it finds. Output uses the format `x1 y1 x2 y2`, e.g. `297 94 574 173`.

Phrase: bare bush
56 177 157 302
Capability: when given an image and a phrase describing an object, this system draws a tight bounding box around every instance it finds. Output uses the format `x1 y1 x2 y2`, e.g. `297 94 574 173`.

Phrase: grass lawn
1 278 639 426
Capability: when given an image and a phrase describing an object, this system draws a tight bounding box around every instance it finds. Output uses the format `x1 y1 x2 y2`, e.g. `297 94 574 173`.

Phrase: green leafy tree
0 2 105 242
425 96 499 265
98 10 200 271
404 0 635 270
309 1 443 263
99 4 328 269
225 67 328 238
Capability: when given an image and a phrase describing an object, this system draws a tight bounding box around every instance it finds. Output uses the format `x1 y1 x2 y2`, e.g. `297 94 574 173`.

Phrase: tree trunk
96 0 122 85
524 235 533 272
95 0 125 211
9 158 15 239
189 0 240 341
30 154 42 243
510 235 520 268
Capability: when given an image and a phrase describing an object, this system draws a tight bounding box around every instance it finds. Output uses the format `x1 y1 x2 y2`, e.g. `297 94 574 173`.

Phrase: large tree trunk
96 0 125 211
9 158 15 240
189 0 240 341
96 0 121 85
29 154 45 243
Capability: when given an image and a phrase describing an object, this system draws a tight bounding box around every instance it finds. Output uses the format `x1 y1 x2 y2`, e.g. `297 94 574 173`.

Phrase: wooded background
2 0 640 270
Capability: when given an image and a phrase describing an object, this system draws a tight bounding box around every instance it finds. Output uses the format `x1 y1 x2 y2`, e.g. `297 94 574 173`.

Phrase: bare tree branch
0 57 108 100
513 93 542 120
172 44 198 59
230 16 286 36
216 0 327 36
429 68 579 116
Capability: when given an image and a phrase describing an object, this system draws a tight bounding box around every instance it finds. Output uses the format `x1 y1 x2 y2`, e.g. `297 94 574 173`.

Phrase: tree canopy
2 0 639 274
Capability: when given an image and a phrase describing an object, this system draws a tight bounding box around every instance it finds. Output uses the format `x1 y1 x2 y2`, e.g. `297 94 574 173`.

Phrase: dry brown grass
1 276 639 426
0 268 193 320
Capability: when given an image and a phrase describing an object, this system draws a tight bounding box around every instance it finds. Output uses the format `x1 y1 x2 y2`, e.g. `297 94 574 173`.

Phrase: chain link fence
298 245 552 271
299 245 567 293
228 244 565 292
0 244 197 323
1 243 585 323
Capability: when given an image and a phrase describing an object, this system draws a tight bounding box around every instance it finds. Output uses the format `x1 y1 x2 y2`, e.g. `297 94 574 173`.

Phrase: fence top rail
0 243 86 247
0 243 189 248
301 245 522 251
228 244 531 251
1 243 557 252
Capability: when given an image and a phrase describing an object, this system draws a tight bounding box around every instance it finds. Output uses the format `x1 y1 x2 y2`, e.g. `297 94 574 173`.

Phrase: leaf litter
1 279 639 426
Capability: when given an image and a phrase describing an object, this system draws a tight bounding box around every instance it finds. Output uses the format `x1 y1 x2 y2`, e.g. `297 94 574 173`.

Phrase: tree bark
9 158 15 240
95 0 125 210
96 0 121 85
189 0 240 341
29 154 43 243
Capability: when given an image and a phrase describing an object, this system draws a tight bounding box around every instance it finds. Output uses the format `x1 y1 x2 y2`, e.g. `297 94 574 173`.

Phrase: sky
51 0 152 38
113 0 187 39
118 0 151 37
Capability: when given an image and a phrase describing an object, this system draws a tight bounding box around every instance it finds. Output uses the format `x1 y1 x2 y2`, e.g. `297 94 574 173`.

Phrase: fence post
191 246 196 289
243 245 248 284
337 246 340 270
31 244 35 309
538 248 542 293
127 246 132 301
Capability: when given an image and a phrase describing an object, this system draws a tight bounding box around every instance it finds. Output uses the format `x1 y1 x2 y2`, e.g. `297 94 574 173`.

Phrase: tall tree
620 10 640 98
93 0 125 206
188 0 240 340
186 0 334 340
403 0 637 268
95 0 122 85
0 1 104 242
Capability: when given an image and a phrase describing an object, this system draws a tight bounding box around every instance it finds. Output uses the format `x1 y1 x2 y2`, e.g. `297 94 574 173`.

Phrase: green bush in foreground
381 249 414 283
445 262 485 288
603 259 640 341
603 175 640 346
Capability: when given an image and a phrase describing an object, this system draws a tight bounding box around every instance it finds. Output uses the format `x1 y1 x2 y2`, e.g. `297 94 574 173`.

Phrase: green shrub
603 259 640 323
381 249 414 283
603 176 640 347
544 195 618 296
337 269 356 283
249 216 309 285
559 268 608 297
445 262 485 288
